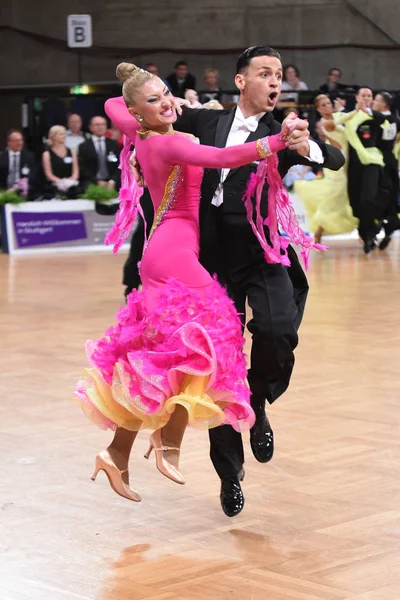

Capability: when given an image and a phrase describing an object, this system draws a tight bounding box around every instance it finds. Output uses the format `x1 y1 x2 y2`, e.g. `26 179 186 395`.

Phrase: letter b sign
67 15 93 48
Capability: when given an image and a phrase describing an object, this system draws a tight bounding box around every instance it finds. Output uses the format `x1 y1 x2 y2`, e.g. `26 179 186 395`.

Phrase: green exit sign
70 85 89 94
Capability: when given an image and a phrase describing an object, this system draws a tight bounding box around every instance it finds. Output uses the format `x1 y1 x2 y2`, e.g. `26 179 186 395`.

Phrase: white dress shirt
7 150 21 187
92 135 106 153
65 130 86 151
211 106 324 207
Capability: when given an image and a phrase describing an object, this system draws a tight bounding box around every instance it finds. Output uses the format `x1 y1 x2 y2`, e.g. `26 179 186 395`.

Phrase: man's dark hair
357 86 372 94
378 91 394 110
236 45 281 74
329 67 342 76
175 61 188 69
7 128 23 140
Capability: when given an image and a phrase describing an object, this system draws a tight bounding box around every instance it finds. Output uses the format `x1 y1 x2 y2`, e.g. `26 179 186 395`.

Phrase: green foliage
79 184 119 202
0 190 27 205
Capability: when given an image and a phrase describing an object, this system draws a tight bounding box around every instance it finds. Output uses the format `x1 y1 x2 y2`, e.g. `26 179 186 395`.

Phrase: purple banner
12 212 87 248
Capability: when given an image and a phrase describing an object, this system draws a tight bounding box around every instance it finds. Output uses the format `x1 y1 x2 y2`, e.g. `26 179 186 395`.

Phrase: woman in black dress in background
42 125 80 198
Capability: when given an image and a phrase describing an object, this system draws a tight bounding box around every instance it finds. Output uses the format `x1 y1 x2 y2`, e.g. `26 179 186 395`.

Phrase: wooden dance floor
1 239 400 600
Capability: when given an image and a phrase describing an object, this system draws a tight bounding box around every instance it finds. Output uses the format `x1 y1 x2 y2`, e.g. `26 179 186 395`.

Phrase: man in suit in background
166 61 197 98
78 116 121 191
0 129 36 199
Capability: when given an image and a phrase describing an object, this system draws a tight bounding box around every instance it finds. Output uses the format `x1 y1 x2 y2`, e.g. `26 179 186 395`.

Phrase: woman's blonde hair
314 94 330 108
47 125 66 147
116 62 154 107
201 99 224 110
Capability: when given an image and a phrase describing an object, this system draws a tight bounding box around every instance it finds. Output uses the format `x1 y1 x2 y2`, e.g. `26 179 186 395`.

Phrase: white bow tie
231 113 259 134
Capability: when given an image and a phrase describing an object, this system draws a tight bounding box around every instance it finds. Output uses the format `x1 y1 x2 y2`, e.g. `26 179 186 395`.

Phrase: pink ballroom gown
74 97 285 433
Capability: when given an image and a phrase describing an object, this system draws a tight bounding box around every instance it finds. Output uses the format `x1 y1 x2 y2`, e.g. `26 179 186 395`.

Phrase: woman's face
130 77 176 129
285 67 298 82
205 71 218 88
54 130 66 144
317 97 333 117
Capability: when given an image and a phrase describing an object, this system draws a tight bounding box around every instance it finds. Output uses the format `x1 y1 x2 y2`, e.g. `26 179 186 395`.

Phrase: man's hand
98 180 108 188
282 113 311 156
173 97 191 115
129 153 146 187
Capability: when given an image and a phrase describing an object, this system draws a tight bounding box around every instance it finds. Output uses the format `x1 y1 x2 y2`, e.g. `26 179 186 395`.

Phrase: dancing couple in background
74 46 344 516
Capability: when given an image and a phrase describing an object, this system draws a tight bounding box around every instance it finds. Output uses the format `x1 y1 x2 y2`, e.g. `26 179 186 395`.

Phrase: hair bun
116 62 139 83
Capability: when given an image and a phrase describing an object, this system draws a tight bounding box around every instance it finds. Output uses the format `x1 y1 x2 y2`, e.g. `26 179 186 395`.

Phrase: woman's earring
136 115 143 122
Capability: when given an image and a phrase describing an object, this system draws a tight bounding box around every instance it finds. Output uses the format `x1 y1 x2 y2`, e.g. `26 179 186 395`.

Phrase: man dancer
347 87 387 253
128 45 344 516
371 92 400 250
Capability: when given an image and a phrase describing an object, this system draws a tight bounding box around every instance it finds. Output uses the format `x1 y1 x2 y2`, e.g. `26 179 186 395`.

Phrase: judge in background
78 116 121 191
42 125 80 199
65 113 87 151
0 129 36 199
372 92 400 250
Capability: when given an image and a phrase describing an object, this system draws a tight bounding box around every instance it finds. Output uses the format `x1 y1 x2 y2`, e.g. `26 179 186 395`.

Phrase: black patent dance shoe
363 238 377 254
250 410 274 463
220 473 245 518
379 235 392 251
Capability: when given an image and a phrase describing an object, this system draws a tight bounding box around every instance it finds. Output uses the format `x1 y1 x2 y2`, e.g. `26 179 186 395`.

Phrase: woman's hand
173 97 191 115
282 113 311 156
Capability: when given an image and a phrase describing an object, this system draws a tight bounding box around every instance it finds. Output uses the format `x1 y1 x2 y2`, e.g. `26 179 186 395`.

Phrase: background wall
1 0 400 91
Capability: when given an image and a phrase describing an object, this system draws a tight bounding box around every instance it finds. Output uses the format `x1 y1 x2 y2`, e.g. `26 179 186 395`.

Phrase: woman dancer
294 94 358 243
74 63 314 502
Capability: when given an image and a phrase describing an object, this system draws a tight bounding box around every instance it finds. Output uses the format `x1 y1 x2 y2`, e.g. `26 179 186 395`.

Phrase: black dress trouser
208 212 308 480
123 192 154 295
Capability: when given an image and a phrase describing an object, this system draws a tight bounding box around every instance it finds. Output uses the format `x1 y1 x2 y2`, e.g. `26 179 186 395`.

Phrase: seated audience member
284 164 317 190
201 99 224 110
145 63 169 88
280 65 308 102
0 129 36 199
199 68 222 104
78 116 121 191
42 125 80 198
319 67 348 97
185 89 202 108
65 113 86 151
166 61 196 98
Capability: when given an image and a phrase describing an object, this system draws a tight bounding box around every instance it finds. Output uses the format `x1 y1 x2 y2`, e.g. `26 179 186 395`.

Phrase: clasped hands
281 112 311 156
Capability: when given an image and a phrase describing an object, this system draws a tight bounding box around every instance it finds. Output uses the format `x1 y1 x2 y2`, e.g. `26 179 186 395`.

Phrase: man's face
146 64 159 77
68 114 82 134
328 69 341 84
90 117 107 137
235 55 282 113
372 94 385 112
356 87 373 108
8 132 24 152
176 64 188 79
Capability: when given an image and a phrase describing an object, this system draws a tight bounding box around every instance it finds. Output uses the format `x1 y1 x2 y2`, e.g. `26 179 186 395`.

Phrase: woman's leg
107 428 138 484
160 405 188 469
314 226 324 244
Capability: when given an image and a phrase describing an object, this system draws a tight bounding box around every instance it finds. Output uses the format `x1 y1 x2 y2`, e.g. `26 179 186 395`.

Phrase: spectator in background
319 67 346 96
199 68 222 104
145 63 160 77
185 89 202 108
166 61 196 98
78 116 121 191
42 125 80 198
65 113 86 151
145 63 169 88
280 65 308 102
0 129 36 199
